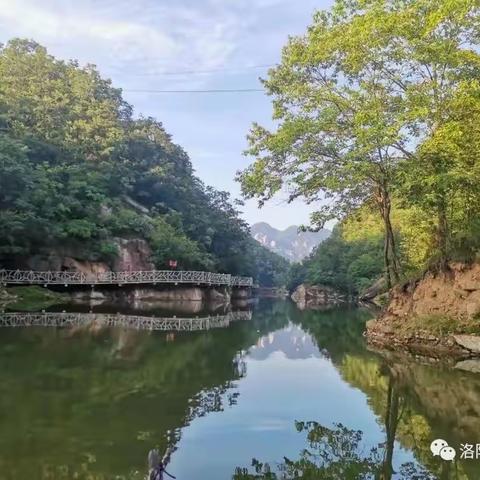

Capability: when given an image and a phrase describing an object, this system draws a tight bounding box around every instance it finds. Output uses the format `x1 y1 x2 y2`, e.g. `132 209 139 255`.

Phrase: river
0 300 479 479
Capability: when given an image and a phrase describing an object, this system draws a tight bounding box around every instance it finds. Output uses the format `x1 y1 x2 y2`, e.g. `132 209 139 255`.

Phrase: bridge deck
0 311 252 331
0 269 253 287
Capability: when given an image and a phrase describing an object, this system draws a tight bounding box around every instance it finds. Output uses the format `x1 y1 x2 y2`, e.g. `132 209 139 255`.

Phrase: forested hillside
0 39 288 286
288 224 384 295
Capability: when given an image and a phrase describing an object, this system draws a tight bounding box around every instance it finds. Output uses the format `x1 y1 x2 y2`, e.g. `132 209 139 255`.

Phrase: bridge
0 269 253 287
0 310 252 332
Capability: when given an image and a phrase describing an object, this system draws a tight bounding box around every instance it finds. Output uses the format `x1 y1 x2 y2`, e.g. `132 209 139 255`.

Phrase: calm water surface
1 300 479 479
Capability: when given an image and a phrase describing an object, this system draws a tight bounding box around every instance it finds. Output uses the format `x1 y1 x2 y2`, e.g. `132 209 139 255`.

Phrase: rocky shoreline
366 262 480 360
291 283 350 310
366 322 479 360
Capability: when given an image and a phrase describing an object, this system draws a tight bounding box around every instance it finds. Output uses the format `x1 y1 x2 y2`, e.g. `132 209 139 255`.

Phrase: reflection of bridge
0 269 253 287
0 311 252 332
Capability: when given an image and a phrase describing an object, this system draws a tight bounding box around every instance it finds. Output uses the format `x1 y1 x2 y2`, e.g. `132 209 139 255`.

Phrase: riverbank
1 283 254 315
366 262 480 359
0 286 68 311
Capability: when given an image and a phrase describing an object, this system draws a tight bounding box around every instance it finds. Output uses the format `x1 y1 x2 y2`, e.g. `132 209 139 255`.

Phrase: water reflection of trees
233 421 435 479
0 305 288 479
292 306 480 480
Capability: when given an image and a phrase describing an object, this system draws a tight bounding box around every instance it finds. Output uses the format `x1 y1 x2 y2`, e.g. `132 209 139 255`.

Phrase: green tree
0 38 289 285
0 39 129 161
238 0 480 285
296 225 383 295
149 217 213 270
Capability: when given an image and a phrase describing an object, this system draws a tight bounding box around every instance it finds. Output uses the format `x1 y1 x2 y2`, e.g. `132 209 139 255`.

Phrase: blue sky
0 0 334 229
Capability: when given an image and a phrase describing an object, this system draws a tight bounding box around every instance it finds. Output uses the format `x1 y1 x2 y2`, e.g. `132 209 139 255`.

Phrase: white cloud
0 0 248 77
0 0 330 229
0 0 178 64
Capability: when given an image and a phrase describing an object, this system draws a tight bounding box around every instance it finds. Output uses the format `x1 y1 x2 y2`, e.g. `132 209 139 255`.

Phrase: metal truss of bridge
0 310 252 332
0 269 253 287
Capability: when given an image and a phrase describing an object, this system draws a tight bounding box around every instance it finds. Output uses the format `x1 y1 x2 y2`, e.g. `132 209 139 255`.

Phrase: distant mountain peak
251 222 330 262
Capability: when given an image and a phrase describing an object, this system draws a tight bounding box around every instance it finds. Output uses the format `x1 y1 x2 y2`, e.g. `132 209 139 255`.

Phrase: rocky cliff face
367 262 480 358
251 222 330 262
291 284 349 310
18 238 154 274
111 238 155 271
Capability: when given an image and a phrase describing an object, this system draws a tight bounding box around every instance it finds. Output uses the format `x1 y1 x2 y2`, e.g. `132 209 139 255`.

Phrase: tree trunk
383 226 392 290
378 375 401 480
386 213 400 281
436 198 449 270
384 379 399 479
376 186 400 289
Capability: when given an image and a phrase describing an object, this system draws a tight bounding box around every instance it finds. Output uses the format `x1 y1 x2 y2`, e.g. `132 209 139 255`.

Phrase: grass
394 313 480 336
373 292 389 307
3 286 68 311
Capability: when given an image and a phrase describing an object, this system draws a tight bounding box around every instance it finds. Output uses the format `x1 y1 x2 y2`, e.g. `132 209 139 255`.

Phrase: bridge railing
0 310 252 331
231 276 254 287
0 269 252 287
0 269 88 284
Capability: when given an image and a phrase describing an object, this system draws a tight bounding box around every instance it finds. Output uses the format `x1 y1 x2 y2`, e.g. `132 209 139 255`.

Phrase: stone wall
70 285 234 313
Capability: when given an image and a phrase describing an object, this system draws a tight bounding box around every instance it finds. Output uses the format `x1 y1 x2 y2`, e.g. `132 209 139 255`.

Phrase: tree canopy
0 39 288 285
238 0 480 288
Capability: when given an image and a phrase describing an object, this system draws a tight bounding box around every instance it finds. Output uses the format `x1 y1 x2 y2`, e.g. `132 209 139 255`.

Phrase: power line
123 64 275 77
123 88 265 93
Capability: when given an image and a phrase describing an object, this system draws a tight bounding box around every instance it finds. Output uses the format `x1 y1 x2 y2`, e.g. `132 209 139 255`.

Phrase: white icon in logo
440 446 456 461
430 439 448 456
430 439 456 461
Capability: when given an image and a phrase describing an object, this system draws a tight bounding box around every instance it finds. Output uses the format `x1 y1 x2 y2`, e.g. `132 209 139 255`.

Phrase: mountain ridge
251 222 330 262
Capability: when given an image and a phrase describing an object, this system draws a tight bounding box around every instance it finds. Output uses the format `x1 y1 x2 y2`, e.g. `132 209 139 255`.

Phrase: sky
0 0 334 229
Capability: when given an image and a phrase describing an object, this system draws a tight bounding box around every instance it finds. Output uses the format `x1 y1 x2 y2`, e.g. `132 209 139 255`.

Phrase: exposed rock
367 262 480 339
130 287 205 302
112 238 154 271
251 222 330 262
69 286 209 311
11 237 154 276
455 359 480 374
359 277 388 306
453 334 480 354
62 258 110 277
291 284 349 310
20 251 109 274
382 262 480 321
366 323 470 359
128 287 233 314
365 262 480 358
